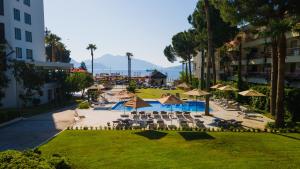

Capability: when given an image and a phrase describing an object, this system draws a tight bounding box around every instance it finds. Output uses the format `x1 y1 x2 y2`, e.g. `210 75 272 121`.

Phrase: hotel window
0 0 4 16
0 23 4 43
15 47 22 58
24 13 31 25
25 31 32 42
0 23 5 70
13 9 20 21
14 28 21 40
26 49 33 59
24 0 30 6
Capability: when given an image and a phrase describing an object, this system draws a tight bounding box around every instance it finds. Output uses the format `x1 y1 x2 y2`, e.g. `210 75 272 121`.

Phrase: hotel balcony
231 47 300 66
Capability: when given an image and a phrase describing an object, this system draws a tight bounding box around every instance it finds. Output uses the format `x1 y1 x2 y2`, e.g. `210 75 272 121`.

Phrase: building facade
193 29 300 88
0 0 72 108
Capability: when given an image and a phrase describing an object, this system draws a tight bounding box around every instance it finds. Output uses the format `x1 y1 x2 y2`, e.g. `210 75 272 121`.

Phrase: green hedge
217 81 300 122
0 150 71 169
78 101 90 109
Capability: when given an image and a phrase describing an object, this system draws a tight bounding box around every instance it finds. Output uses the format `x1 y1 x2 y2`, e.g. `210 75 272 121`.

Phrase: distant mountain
71 54 182 79
70 59 80 68
83 54 162 70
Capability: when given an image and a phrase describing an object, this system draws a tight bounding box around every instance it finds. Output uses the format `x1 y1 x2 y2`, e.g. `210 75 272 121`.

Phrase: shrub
126 81 137 93
0 150 70 169
78 101 89 109
285 88 300 122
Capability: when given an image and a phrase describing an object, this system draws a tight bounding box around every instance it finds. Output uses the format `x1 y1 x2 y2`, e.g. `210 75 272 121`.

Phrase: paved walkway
0 106 76 151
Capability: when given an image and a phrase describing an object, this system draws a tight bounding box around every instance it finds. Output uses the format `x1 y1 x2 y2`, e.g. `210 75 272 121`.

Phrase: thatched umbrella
183 89 210 113
177 82 191 90
157 94 184 113
218 85 238 100
117 90 135 100
210 84 224 89
218 85 238 91
239 89 266 97
124 96 151 113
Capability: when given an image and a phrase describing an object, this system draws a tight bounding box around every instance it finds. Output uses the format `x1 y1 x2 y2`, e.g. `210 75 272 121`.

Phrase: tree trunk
211 48 217 85
188 57 193 84
185 62 188 83
237 40 243 90
91 50 94 76
51 45 56 62
275 33 286 128
201 50 205 90
270 38 278 116
204 0 212 116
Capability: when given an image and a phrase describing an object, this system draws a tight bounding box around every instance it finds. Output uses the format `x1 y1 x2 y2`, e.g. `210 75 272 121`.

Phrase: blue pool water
112 101 209 112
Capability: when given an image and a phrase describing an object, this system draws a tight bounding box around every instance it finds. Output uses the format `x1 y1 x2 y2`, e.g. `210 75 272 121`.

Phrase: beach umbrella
183 89 210 113
218 85 238 91
239 89 266 97
218 85 238 100
157 94 184 113
177 82 191 90
117 90 135 100
210 84 224 89
124 96 151 113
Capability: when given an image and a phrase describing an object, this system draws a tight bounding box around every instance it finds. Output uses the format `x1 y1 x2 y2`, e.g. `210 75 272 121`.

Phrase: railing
287 47 300 56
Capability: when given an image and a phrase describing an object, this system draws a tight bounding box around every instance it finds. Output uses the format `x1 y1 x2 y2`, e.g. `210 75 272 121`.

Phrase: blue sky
44 0 198 67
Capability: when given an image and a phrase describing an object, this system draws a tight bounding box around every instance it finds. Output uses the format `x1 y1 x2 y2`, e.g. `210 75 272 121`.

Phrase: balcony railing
287 47 300 56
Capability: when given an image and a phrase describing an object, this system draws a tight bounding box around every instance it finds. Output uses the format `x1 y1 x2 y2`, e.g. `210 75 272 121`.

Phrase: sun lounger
184 114 194 121
120 114 129 118
176 114 186 122
141 115 148 120
153 111 159 115
179 120 189 128
133 114 140 121
162 114 171 121
161 111 168 115
154 114 162 120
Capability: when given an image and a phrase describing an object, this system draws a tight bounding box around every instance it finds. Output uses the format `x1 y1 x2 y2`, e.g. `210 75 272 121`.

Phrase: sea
93 68 181 82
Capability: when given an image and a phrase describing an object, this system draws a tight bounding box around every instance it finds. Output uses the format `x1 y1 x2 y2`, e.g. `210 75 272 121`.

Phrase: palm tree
204 0 212 116
86 44 97 76
126 52 133 83
45 33 61 62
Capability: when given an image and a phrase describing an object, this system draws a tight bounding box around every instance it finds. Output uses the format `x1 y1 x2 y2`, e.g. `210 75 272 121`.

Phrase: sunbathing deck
73 86 274 130
73 102 273 130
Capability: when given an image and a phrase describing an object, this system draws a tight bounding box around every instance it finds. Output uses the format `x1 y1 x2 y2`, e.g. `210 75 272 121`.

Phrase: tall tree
45 31 71 63
80 62 87 70
86 44 97 76
189 0 238 85
171 31 198 83
214 0 300 127
126 52 133 83
203 0 212 115
45 33 61 62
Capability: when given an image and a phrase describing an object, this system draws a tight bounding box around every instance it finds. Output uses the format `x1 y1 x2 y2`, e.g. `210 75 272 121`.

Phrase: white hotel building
0 0 72 108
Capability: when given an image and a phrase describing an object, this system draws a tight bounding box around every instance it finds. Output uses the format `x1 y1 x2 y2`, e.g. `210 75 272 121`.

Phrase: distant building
71 68 87 73
149 70 167 86
0 0 72 108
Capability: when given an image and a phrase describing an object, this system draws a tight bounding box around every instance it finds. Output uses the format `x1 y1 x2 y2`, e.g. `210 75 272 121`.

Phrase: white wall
0 0 46 108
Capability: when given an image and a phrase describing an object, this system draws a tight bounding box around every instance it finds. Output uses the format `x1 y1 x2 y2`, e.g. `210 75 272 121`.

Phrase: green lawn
39 131 300 169
136 88 189 99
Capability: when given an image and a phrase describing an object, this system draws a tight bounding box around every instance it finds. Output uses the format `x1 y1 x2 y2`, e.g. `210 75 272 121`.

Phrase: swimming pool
111 101 209 112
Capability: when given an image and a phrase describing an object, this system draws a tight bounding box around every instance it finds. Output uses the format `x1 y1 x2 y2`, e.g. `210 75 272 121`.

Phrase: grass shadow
135 130 168 140
178 132 215 141
274 133 300 141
